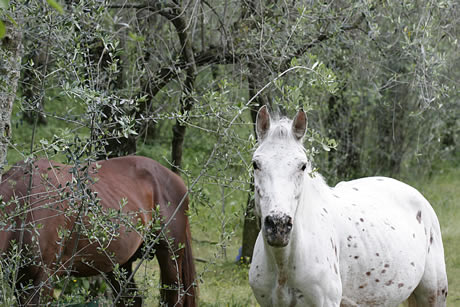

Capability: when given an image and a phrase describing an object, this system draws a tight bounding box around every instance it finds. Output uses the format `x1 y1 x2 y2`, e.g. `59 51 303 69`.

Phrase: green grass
409 166 460 305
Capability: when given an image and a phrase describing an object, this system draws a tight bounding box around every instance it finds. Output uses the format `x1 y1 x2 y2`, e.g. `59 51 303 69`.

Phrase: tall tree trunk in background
98 23 137 159
376 74 408 177
326 92 362 181
160 9 197 174
0 20 23 179
22 48 48 125
241 62 270 262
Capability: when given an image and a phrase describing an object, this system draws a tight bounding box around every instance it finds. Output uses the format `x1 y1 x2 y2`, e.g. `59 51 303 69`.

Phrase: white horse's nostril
264 214 293 234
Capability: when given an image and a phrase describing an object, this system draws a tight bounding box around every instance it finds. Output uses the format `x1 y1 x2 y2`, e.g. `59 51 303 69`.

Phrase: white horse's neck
301 170 332 216
263 169 332 273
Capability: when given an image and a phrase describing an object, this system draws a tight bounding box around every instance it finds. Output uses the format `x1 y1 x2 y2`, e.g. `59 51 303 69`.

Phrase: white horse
249 106 448 307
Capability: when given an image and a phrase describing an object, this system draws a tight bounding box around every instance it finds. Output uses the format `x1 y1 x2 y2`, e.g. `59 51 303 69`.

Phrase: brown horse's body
0 156 197 306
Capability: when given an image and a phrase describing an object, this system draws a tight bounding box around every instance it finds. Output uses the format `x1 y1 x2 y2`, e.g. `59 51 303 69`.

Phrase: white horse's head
252 106 308 247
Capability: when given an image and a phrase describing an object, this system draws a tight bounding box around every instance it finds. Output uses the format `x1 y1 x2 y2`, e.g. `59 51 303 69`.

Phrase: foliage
0 0 458 305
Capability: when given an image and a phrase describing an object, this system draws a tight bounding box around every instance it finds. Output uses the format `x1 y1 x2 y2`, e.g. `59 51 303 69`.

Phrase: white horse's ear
256 105 271 141
292 109 307 141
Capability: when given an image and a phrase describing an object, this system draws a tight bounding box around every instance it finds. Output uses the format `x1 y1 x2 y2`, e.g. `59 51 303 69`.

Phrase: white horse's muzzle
263 212 293 247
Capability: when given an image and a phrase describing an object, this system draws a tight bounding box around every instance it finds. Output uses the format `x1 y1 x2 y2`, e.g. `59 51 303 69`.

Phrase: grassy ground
409 166 460 305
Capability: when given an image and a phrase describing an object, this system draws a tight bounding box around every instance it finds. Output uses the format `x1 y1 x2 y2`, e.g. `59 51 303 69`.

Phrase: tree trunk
161 8 197 174
326 92 362 181
0 19 23 179
22 48 47 125
240 63 269 262
376 81 407 177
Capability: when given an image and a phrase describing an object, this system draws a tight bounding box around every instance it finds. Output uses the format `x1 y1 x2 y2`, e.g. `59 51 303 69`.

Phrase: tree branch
280 13 366 71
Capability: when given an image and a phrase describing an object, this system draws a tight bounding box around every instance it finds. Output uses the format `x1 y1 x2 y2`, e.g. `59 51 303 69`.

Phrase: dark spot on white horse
375 279 380 282
362 228 365 232
416 211 422 223
348 217 352 221
385 280 393 286
323 208 328 214
333 194 340 198
334 246 337 257
381 269 386 274
347 235 352 241
353 243 358 248
360 218 364 222
390 226 395 230
442 288 447 298
384 264 390 268
354 256 359 259
366 271 371 276
410 262 415 267
430 230 434 244
413 233 416 238
375 253 380 257
256 265 259 269
352 203 357 206
347 244 351 247
334 263 338 275
398 283 404 288
359 283 367 289
353 187 359 191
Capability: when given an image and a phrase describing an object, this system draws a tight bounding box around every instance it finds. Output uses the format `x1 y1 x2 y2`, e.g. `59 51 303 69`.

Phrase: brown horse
0 156 197 306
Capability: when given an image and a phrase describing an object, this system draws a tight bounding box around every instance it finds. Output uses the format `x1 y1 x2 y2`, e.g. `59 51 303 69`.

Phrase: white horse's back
332 177 447 306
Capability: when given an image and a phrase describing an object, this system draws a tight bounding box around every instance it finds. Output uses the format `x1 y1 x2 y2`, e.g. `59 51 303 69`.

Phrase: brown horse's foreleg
108 260 142 307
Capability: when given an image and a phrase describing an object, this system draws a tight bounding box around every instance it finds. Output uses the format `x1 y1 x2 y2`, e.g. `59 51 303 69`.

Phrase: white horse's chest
250 231 343 307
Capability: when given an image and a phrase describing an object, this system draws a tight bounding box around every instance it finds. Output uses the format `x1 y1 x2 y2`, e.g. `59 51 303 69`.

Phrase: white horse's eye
253 161 260 171
300 163 307 171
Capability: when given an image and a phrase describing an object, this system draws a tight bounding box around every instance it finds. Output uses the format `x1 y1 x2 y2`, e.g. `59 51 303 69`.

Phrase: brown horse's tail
182 219 198 307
